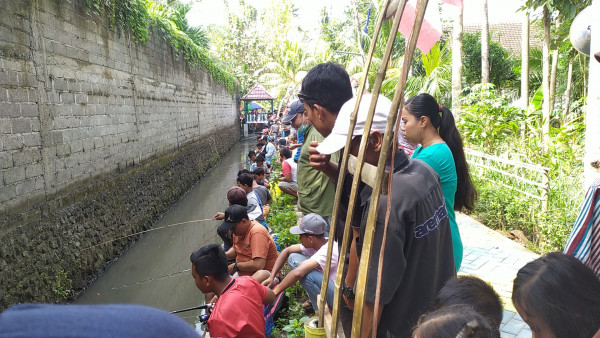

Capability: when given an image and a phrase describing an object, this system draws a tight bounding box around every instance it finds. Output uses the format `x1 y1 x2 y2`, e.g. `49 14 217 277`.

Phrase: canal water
76 140 253 329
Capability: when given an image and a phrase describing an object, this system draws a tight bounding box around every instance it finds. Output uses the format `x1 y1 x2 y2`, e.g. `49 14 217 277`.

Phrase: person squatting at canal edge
190 243 275 337
262 213 338 311
220 204 278 283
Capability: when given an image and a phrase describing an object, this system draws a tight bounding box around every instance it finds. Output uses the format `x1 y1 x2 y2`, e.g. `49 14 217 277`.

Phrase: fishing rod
170 303 212 314
171 305 211 327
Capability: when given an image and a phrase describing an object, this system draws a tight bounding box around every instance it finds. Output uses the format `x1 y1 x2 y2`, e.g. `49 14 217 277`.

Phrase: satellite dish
570 6 592 55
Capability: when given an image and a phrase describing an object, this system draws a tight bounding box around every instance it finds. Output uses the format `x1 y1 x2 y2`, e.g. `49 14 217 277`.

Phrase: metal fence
465 148 550 215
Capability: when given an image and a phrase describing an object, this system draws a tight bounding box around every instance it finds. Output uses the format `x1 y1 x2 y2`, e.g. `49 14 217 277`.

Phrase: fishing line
108 232 220 290
82 218 216 250
208 185 237 193
176 315 203 320
111 269 192 290
223 161 247 168
160 232 220 277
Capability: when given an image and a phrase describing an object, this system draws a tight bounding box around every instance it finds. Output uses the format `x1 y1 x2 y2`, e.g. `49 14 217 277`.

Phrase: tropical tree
259 41 315 109
319 6 356 66
258 0 297 63
452 4 464 113
154 0 209 48
208 0 265 94
541 5 551 152
382 42 452 105
521 10 530 108
481 0 490 83
462 33 519 91
207 0 305 96
523 0 591 152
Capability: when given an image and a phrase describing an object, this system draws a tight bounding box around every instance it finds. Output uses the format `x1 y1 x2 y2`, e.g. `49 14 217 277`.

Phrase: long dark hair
405 93 477 211
512 252 600 338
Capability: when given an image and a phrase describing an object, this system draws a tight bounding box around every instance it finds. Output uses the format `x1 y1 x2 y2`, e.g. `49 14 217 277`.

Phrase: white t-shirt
300 239 339 281
246 191 263 221
284 158 297 183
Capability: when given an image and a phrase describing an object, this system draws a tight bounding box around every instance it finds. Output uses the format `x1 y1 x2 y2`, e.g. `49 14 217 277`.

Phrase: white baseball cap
316 94 393 155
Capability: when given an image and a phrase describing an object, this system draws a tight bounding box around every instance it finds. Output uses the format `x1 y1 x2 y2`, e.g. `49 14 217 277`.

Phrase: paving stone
502 318 527 335
516 328 532 338
501 310 515 325
456 213 538 338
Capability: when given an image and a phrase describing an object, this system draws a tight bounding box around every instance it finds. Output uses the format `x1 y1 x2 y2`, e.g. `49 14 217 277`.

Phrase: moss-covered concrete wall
0 128 239 308
0 0 240 307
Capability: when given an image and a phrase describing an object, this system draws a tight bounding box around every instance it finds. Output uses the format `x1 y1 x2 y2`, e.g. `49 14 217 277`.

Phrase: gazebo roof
241 84 275 101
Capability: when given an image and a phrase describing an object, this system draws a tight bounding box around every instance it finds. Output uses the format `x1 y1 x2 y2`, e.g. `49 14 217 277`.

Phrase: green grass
266 162 310 336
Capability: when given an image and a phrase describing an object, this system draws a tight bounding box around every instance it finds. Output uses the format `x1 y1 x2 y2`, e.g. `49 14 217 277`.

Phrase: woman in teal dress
401 93 477 271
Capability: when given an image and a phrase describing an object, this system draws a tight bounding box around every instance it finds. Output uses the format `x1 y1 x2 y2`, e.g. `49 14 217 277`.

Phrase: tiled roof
444 21 543 54
241 84 275 100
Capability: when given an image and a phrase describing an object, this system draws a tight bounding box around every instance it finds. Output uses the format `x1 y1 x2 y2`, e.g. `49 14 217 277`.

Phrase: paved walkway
457 213 539 338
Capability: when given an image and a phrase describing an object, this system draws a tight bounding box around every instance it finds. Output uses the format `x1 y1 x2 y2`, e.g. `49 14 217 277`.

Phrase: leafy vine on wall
83 0 237 94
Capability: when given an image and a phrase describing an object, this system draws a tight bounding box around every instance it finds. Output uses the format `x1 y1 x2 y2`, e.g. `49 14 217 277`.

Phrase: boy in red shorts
190 244 275 337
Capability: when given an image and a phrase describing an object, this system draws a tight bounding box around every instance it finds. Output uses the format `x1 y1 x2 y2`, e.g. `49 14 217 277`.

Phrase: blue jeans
287 252 335 310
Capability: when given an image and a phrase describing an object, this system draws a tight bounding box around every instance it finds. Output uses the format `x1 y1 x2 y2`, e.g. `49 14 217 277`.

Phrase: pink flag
442 0 463 8
398 1 442 54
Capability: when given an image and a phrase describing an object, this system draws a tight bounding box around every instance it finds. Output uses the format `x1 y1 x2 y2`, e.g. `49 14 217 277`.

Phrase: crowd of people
2 62 599 338
188 62 600 337
195 63 600 337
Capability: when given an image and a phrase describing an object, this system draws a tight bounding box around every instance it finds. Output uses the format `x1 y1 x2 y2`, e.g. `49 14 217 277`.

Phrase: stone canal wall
0 0 239 307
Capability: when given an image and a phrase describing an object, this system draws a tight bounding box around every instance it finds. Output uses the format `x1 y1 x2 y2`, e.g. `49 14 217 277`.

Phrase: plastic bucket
304 317 326 337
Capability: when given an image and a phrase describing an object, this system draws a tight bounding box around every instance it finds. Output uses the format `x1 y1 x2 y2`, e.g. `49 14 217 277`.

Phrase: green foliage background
458 85 585 252
462 33 519 91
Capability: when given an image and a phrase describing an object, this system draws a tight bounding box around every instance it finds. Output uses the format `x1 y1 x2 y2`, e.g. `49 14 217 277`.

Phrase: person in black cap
282 100 307 162
218 205 278 283
262 213 339 311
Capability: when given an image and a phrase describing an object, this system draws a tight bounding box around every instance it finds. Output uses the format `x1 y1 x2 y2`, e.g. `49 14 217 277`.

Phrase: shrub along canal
75 141 254 329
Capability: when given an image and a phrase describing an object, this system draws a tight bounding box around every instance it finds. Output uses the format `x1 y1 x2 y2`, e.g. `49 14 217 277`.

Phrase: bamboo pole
328 1 411 334
352 1 429 336
317 0 395 332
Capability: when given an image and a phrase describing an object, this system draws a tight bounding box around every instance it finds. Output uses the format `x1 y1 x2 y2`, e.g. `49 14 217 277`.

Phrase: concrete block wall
0 0 240 307
0 0 237 219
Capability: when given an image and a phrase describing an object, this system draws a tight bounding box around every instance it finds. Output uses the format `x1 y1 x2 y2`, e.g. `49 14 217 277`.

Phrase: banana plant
381 42 452 105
